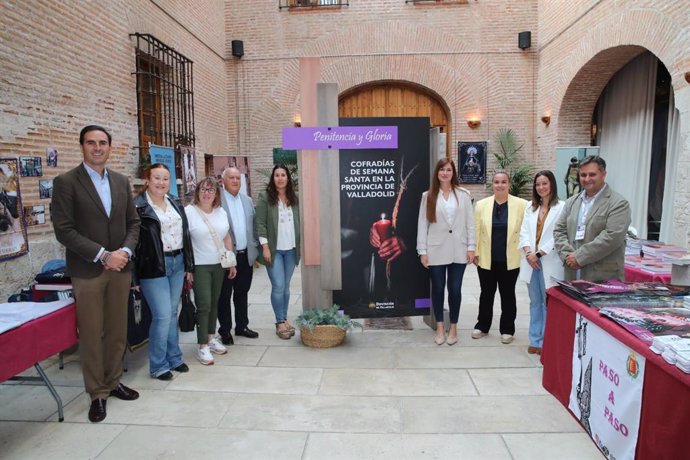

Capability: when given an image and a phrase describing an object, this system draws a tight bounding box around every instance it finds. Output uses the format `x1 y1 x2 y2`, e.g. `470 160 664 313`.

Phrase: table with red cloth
624 265 672 284
542 288 690 460
0 302 77 421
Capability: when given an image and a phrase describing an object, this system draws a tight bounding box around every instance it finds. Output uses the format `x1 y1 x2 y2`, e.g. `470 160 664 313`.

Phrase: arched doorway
339 81 451 153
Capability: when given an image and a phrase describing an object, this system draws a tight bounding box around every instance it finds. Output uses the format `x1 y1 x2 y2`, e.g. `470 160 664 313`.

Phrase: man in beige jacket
553 156 631 282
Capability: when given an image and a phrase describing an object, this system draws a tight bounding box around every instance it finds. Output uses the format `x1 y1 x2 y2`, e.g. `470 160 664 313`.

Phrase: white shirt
224 189 247 250
146 192 183 252
276 200 296 250
185 205 230 265
440 191 458 225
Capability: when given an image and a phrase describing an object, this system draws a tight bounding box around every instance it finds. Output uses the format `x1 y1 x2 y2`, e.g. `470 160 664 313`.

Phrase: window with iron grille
131 33 195 167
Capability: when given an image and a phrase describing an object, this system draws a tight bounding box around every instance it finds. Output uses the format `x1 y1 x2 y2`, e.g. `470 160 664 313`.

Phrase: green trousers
192 264 225 344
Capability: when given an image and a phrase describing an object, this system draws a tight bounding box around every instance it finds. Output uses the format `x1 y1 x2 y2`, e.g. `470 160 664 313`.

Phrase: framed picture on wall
19 156 43 177
458 141 487 184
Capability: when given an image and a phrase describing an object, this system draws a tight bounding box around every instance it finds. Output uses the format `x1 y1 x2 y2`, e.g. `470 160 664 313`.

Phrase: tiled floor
0 264 603 459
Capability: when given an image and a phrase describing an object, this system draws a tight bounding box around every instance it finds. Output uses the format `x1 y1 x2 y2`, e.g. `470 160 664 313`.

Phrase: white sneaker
501 334 514 344
471 329 487 339
208 337 228 355
196 346 214 365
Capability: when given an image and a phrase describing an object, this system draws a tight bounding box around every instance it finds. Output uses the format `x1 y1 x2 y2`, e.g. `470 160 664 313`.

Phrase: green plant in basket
295 305 363 332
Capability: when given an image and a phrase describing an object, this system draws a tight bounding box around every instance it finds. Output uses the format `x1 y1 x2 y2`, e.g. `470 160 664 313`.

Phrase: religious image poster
569 313 644 460
150 145 178 197
46 147 58 167
334 117 431 318
179 146 197 201
0 158 29 260
458 141 486 184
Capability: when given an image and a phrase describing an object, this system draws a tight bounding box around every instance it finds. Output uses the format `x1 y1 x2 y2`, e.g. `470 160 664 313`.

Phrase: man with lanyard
217 166 260 344
554 155 631 282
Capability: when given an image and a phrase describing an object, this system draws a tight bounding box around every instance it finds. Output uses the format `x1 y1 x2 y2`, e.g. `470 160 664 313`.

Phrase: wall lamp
293 114 302 127
467 118 481 129
541 115 551 127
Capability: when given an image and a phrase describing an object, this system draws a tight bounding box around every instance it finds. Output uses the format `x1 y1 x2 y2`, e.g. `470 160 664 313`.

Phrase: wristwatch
536 252 542 259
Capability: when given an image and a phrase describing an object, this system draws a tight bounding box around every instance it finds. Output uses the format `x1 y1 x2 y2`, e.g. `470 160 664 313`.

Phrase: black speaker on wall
231 40 244 58
518 31 531 50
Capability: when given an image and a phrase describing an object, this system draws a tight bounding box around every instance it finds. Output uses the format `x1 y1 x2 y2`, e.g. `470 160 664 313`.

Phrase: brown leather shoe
88 398 107 423
527 346 542 355
109 383 139 401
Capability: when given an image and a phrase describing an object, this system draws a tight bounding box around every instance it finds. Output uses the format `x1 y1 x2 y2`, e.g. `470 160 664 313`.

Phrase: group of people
52 125 300 423
52 124 631 424
416 156 631 354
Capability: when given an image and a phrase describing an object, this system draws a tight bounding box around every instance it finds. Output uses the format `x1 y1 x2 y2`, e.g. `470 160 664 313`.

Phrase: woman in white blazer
417 159 475 346
519 170 565 355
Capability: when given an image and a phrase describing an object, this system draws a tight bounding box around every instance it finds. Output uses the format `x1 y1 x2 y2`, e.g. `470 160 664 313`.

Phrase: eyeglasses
200 188 216 194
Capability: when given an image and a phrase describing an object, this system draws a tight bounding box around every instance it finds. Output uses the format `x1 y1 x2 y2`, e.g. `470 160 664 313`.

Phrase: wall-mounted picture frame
39 179 53 199
24 205 46 226
0 158 29 260
46 147 58 167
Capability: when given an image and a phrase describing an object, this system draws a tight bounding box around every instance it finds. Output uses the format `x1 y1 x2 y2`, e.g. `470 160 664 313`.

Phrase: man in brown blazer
52 125 141 422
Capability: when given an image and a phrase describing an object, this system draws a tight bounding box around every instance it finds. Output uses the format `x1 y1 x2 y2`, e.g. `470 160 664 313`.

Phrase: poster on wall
39 179 53 199
0 158 29 260
19 156 43 177
334 117 431 319
458 142 487 184
211 155 252 196
24 205 45 226
179 146 197 200
150 145 178 197
46 147 58 167
569 313 644 460
555 146 600 200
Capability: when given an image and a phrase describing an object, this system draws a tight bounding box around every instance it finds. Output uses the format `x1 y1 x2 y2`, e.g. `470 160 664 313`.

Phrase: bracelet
100 251 111 266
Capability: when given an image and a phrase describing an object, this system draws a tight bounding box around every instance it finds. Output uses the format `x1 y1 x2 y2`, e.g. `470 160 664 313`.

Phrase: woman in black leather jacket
134 163 194 381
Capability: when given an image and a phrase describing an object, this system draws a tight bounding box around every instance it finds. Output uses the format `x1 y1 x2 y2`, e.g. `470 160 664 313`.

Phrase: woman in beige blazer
417 159 475 345
473 171 527 344
518 170 564 355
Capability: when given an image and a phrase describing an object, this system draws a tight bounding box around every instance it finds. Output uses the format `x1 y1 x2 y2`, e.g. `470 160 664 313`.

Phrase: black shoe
109 383 140 401
88 398 107 423
173 363 189 373
236 328 259 339
220 334 234 345
156 371 174 381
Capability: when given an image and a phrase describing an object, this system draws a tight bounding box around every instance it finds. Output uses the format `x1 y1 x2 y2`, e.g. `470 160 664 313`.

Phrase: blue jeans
266 248 296 324
527 267 547 348
140 254 185 377
429 263 467 324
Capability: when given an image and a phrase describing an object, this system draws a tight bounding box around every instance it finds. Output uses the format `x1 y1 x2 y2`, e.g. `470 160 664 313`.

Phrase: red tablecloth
542 288 690 460
0 302 77 382
624 265 672 284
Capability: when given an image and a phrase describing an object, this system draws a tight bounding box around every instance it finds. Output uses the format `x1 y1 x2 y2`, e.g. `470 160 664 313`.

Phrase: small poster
46 147 58 167
0 158 29 260
24 205 45 226
212 155 252 196
458 141 487 184
19 156 43 177
179 146 197 200
39 179 53 199
150 145 178 197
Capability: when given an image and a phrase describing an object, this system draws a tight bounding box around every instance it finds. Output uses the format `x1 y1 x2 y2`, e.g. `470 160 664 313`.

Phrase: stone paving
0 264 603 459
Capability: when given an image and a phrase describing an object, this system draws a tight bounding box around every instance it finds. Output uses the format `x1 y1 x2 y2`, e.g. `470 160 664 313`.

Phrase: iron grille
131 33 195 164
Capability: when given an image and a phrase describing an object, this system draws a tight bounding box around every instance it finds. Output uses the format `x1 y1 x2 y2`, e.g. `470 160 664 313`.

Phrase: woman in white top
254 165 301 340
518 170 565 355
417 159 476 345
185 177 237 365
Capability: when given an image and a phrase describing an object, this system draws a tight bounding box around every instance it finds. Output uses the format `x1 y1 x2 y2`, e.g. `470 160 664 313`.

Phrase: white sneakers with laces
208 337 228 355
196 346 214 365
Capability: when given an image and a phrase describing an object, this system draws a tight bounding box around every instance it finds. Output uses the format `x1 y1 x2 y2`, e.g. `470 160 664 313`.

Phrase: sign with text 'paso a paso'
282 126 398 150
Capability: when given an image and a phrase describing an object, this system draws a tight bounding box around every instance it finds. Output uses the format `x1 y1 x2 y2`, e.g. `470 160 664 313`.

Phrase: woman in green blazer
254 165 301 340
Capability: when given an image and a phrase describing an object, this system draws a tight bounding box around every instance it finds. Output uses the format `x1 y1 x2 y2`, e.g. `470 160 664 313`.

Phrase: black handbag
128 288 152 351
178 286 197 332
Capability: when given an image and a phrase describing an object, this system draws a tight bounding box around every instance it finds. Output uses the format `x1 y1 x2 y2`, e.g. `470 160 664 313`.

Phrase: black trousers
217 251 253 336
475 262 520 335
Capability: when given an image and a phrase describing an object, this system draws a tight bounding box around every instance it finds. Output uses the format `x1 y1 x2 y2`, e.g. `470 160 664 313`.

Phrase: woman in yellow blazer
255 165 301 340
473 171 527 344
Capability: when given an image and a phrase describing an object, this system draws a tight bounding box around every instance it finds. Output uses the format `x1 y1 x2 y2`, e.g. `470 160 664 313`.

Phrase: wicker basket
300 325 346 348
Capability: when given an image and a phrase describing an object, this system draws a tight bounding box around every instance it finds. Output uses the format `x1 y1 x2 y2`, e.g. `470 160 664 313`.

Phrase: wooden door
339 82 450 152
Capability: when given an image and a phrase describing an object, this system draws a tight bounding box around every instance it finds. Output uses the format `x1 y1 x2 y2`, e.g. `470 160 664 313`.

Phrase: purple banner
282 126 398 150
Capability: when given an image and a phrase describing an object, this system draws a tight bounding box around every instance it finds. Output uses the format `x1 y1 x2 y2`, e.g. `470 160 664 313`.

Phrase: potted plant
489 128 533 197
295 305 363 348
